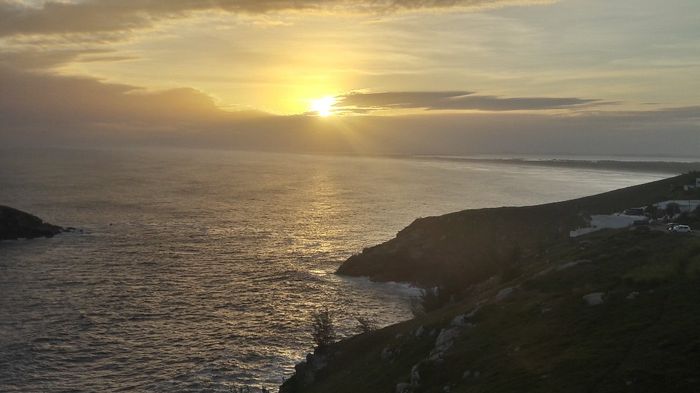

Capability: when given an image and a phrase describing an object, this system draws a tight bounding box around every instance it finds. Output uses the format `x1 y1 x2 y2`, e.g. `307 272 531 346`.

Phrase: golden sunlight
310 96 336 117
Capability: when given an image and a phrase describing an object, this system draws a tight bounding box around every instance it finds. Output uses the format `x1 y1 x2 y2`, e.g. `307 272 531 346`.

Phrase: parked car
670 225 692 233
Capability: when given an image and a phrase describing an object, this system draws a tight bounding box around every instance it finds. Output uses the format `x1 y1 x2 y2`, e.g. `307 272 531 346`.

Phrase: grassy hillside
283 227 700 393
338 172 700 287
0 205 63 241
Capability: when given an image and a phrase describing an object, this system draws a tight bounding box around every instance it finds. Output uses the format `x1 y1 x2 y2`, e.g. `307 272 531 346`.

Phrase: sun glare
310 96 336 117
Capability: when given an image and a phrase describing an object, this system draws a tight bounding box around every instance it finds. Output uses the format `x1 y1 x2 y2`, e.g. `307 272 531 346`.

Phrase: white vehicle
670 225 692 233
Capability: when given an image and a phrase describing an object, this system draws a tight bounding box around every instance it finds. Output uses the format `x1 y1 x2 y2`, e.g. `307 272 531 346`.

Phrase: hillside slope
338 172 699 287
283 227 700 393
0 205 63 241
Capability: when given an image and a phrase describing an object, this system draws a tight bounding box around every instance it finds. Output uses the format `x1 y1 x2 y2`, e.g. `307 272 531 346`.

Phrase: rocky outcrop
279 349 331 393
337 173 697 287
0 205 63 241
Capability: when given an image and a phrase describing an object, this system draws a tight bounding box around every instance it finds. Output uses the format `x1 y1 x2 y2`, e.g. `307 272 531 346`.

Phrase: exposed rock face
429 327 462 361
495 287 515 302
582 292 605 306
0 205 63 241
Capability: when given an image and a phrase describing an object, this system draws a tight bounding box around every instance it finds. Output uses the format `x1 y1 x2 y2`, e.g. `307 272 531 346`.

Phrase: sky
1 0 699 156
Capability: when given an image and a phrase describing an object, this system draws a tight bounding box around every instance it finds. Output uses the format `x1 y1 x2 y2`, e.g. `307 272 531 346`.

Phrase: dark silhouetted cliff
0 205 62 241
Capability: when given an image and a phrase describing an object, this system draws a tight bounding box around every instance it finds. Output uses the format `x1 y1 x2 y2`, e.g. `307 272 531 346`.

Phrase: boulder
582 292 605 306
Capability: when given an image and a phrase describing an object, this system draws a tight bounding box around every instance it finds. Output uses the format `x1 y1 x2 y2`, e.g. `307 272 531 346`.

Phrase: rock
0 205 63 241
451 314 468 327
294 359 307 375
430 327 461 360
410 363 421 386
557 259 591 271
396 382 412 393
465 306 481 318
583 292 605 306
495 287 515 302
462 370 471 379
414 325 424 337
451 310 480 327
626 291 640 300
298 352 328 385
534 267 554 278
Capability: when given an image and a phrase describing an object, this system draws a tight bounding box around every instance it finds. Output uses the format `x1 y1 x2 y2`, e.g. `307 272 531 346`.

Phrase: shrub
311 308 336 348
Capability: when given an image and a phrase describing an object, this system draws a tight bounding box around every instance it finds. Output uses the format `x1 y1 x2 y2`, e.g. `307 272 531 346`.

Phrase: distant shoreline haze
2 146 699 175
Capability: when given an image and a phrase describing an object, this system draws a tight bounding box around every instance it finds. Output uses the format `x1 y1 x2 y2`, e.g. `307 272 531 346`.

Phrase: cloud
336 91 601 112
0 0 552 37
0 65 265 131
0 48 133 69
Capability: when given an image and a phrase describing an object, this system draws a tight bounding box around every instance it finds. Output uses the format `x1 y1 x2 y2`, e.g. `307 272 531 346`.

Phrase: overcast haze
1 0 699 156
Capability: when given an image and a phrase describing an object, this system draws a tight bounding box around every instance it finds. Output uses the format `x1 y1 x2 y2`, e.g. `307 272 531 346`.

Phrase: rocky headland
0 205 63 241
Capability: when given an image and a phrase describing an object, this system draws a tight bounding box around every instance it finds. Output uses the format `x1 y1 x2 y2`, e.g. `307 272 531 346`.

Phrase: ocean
0 148 667 391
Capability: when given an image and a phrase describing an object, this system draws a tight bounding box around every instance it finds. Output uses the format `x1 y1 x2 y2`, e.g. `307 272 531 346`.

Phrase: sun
310 96 336 117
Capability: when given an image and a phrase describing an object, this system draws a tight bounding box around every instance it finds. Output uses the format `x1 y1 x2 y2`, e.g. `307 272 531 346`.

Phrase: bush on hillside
311 308 336 348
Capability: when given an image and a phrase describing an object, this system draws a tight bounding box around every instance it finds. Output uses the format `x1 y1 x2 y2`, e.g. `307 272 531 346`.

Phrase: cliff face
0 205 63 241
337 172 698 287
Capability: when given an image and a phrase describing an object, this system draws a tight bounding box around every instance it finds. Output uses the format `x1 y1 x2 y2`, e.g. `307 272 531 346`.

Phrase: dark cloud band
336 91 600 112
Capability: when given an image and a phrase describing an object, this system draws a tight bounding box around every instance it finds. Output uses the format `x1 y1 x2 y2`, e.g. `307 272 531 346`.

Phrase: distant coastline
411 155 700 174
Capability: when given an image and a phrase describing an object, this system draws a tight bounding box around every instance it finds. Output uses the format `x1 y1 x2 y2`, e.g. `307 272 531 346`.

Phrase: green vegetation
284 228 700 393
283 173 700 393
